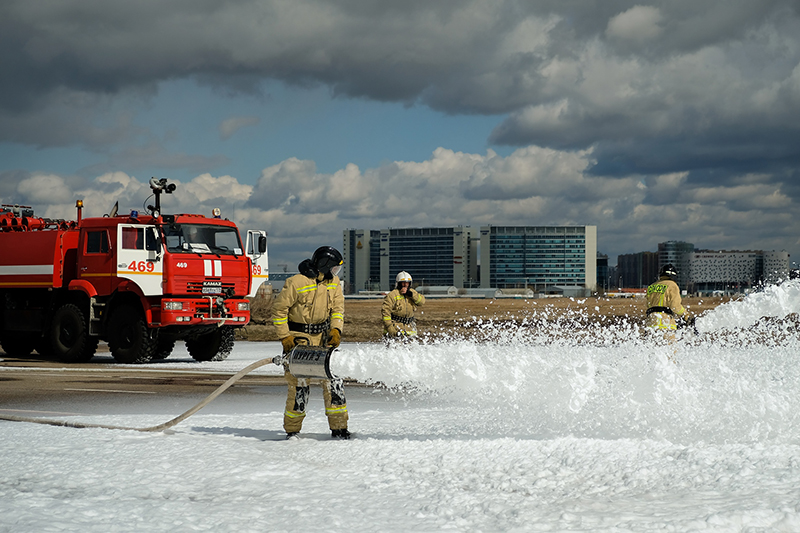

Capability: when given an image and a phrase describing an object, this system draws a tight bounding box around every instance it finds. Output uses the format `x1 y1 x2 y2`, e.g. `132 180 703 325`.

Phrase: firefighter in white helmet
382 271 425 339
645 263 692 331
271 246 349 439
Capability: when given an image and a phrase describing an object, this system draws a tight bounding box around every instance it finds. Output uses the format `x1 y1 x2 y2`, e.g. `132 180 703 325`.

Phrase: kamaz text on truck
0 178 269 364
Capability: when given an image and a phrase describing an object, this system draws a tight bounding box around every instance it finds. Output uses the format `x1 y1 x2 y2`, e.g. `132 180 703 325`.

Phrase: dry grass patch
239 295 729 343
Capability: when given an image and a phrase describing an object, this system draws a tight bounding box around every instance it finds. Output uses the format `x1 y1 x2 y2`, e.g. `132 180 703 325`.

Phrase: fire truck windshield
164 224 243 255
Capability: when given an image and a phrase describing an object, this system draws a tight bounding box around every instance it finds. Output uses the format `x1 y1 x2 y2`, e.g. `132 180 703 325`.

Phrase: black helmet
660 263 678 278
298 258 317 278
311 246 343 277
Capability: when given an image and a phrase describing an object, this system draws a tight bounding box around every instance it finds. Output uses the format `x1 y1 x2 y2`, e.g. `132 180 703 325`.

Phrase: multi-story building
687 250 790 293
379 227 475 291
343 226 476 293
658 241 695 290
342 229 382 293
763 251 791 284
344 225 597 294
596 252 609 292
617 251 659 288
479 225 597 293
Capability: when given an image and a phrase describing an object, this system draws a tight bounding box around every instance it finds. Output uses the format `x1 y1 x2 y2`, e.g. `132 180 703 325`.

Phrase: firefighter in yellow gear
645 263 691 330
382 271 425 338
271 246 349 439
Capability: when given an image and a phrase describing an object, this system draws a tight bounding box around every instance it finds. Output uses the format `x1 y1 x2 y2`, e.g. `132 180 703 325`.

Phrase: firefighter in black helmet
645 264 691 330
271 246 349 439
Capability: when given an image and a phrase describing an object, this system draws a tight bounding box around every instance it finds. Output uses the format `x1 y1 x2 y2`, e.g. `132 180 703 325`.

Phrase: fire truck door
116 224 163 296
245 229 269 298
79 229 113 294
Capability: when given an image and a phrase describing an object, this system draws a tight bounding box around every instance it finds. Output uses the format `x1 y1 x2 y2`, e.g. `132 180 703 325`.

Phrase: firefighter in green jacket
646 264 691 330
382 271 425 338
271 246 349 439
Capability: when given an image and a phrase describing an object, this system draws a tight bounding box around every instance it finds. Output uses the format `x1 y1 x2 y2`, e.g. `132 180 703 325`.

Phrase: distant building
763 251 791 284
617 251 659 288
344 224 597 295
687 250 790 293
343 227 475 293
479 225 597 294
380 226 475 292
342 229 381 292
658 241 695 290
596 252 609 292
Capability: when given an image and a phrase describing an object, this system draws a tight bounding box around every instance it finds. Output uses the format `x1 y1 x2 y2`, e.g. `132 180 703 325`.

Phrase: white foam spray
334 282 800 444
696 279 800 332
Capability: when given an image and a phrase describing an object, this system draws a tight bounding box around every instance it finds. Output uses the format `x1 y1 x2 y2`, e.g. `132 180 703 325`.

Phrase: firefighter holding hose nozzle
382 271 425 341
646 263 694 332
271 246 350 440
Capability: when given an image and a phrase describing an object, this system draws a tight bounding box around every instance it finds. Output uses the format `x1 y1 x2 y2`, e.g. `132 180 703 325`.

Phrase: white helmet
396 271 412 283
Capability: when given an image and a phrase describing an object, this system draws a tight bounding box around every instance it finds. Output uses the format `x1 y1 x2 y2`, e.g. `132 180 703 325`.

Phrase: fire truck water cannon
0 179 270 366
147 177 176 218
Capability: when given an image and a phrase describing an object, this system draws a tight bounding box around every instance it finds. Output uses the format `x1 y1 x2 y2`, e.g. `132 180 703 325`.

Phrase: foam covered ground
3 282 800 531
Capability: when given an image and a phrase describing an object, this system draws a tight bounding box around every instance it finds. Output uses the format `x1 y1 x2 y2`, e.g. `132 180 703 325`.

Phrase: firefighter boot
331 428 351 439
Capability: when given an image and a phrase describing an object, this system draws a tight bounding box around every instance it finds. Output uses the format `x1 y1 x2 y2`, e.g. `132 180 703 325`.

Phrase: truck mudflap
157 296 250 326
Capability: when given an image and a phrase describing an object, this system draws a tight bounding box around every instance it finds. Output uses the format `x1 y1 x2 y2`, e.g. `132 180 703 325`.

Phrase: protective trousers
282 332 348 433
283 372 348 433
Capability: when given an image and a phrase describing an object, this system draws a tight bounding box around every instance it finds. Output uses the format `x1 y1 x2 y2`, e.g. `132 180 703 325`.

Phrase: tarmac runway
0 349 289 417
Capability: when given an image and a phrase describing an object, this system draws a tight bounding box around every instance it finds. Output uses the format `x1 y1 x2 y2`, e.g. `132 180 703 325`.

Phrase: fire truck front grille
185 281 237 295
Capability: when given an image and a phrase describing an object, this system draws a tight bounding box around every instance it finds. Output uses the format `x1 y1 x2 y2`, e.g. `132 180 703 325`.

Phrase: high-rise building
596 252 609 292
617 251 659 288
658 241 694 290
379 226 474 291
343 226 475 293
479 225 597 293
342 229 381 293
345 225 598 294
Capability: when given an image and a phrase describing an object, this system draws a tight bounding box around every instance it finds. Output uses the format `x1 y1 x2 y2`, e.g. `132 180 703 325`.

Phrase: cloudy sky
2 1 799 271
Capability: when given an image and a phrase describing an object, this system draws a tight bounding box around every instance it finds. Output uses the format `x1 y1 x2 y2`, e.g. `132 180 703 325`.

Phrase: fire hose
0 345 337 432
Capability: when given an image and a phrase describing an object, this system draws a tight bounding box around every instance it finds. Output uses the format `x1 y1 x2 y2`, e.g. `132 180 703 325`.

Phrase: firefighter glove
405 289 415 300
281 336 296 353
387 324 399 336
328 328 341 348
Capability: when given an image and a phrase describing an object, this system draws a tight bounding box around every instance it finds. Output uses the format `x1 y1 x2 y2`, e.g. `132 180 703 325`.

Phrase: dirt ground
243 294 730 343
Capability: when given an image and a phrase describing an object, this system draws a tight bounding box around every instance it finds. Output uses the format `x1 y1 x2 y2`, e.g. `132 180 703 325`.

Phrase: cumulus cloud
3 147 797 266
2 1 800 263
606 6 664 42
16 174 73 205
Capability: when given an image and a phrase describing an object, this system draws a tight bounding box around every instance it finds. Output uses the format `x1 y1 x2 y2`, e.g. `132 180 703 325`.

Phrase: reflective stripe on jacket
381 288 425 334
272 273 344 340
645 276 685 330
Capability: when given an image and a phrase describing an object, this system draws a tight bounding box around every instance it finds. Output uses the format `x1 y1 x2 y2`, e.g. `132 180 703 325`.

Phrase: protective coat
271 272 347 432
645 276 687 330
381 288 425 336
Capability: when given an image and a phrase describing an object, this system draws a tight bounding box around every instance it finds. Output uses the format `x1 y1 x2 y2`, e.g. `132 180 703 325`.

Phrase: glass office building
380 227 474 291
345 225 597 294
657 241 694 290
343 227 475 293
479 225 597 292
342 229 382 293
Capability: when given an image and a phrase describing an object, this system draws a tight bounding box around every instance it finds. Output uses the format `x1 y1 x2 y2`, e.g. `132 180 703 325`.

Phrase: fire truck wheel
50 304 98 363
108 306 157 364
0 333 36 357
153 338 176 360
186 326 235 362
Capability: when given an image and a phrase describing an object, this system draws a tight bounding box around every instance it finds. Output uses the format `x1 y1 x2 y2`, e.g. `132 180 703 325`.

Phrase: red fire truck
0 178 269 364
